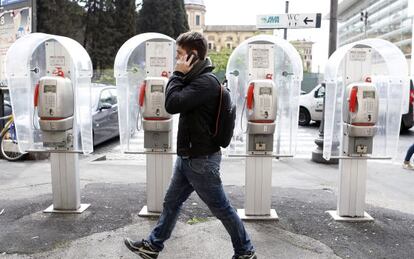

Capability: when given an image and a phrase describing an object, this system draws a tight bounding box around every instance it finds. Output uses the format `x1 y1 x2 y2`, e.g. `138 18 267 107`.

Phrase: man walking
124 31 256 259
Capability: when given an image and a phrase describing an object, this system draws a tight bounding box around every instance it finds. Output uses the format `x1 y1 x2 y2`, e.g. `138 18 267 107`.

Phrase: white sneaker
402 161 414 170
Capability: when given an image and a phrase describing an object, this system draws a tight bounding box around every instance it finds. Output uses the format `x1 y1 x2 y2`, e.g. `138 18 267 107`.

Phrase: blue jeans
404 144 414 162
148 152 254 255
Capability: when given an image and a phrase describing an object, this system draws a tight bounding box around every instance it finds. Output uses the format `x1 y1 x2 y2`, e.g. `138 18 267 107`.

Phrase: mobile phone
186 51 198 65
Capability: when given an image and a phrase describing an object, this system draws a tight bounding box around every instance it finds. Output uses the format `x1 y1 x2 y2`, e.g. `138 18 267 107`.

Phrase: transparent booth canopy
5 33 93 154
114 33 176 153
226 35 303 155
323 38 409 160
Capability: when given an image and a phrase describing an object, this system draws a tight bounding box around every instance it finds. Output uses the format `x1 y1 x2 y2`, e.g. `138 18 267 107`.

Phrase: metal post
411 17 414 77
328 0 338 57
31 0 37 33
283 1 289 40
311 0 339 164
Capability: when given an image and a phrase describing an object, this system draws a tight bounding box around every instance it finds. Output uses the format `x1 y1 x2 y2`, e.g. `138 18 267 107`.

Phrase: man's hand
175 54 195 74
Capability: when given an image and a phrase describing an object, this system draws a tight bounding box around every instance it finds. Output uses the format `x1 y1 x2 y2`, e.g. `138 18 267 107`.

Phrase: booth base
43 203 90 214
326 210 374 222
237 209 278 221
139 206 161 217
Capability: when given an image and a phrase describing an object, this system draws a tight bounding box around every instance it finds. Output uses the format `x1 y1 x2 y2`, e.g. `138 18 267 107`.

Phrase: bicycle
0 114 27 161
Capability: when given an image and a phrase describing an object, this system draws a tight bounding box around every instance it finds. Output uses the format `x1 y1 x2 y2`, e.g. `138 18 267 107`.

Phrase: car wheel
299 107 311 126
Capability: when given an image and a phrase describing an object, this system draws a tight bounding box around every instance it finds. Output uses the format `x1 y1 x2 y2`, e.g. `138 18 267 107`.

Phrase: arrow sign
256 13 321 29
303 17 314 25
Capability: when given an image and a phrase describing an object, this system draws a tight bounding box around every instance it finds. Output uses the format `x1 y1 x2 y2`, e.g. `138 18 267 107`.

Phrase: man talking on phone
124 31 257 259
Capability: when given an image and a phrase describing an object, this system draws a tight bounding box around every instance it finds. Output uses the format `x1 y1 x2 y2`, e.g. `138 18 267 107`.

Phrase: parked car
91 83 119 146
401 79 414 131
1 91 11 117
299 80 414 132
299 83 324 126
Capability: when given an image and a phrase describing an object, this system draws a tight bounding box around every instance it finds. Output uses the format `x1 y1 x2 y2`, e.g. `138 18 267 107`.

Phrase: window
99 89 116 106
109 89 118 104
315 86 325 98
196 15 200 26
208 35 215 41
208 42 213 50
226 43 232 49
226 36 233 41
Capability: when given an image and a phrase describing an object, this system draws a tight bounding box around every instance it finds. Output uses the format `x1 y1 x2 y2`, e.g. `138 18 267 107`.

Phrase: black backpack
207 73 236 148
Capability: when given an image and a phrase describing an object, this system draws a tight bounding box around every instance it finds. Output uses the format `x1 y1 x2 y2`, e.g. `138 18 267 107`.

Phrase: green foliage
37 0 85 43
38 0 138 82
93 69 116 85
209 48 232 82
36 0 188 82
137 0 189 38
187 217 209 225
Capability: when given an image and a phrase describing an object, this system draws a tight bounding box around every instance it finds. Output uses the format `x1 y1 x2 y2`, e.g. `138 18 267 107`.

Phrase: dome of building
184 0 205 6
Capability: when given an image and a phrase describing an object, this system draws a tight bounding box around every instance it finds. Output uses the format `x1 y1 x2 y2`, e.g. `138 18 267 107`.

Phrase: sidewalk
0 155 413 258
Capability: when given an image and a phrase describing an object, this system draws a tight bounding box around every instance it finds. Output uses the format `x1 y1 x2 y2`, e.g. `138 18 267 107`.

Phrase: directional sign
256 13 322 29
0 0 27 6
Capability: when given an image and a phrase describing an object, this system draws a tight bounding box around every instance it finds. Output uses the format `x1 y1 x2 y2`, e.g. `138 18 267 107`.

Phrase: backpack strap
205 72 224 137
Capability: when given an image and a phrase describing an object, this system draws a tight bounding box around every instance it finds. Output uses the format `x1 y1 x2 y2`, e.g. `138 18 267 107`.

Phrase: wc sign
256 13 321 29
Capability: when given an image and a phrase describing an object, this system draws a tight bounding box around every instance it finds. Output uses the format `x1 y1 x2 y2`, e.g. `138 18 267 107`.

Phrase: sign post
256 13 322 30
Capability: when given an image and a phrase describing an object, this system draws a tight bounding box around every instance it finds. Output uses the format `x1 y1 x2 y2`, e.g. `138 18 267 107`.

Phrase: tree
37 0 85 43
114 0 137 50
37 0 140 81
170 0 189 38
209 48 232 82
82 0 117 75
136 0 188 38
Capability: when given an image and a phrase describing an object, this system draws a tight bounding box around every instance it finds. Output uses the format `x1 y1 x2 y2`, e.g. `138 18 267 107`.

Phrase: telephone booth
6 32 93 213
226 34 303 220
323 38 409 221
114 33 175 216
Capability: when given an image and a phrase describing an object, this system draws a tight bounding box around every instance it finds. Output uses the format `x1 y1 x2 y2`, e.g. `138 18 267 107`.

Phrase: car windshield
91 84 113 110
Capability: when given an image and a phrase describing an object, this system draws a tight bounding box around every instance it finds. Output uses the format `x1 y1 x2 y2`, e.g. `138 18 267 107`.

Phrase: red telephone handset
349 86 358 113
34 83 40 107
138 82 146 107
247 83 254 110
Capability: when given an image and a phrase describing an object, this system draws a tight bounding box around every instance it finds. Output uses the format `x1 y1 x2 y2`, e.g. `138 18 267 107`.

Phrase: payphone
246 79 277 151
342 81 379 156
138 75 172 149
35 70 75 148
245 43 278 152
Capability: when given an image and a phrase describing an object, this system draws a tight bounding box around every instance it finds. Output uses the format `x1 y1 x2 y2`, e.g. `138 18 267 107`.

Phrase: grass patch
187 217 209 225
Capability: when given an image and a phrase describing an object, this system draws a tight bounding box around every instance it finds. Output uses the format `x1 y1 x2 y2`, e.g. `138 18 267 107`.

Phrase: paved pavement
0 143 413 259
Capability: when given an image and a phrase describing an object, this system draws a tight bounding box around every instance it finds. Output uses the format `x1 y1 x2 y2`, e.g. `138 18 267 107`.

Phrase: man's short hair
176 31 208 60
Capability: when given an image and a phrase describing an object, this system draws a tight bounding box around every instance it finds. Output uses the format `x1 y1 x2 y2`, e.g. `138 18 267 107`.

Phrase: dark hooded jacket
165 58 221 157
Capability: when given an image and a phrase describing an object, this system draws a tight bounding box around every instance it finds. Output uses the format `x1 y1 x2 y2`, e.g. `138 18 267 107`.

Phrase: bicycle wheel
0 126 26 161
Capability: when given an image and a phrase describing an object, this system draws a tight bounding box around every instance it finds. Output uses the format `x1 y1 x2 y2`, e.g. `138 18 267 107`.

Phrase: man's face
176 45 198 61
176 45 187 61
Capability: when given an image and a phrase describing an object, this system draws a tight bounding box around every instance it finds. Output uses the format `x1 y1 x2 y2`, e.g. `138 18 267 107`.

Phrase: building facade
203 25 269 51
183 0 314 72
337 0 412 59
184 0 206 33
291 40 314 73
184 0 267 51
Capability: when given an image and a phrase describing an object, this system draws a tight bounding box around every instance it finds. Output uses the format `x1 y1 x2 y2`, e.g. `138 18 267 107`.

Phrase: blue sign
1 0 27 6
